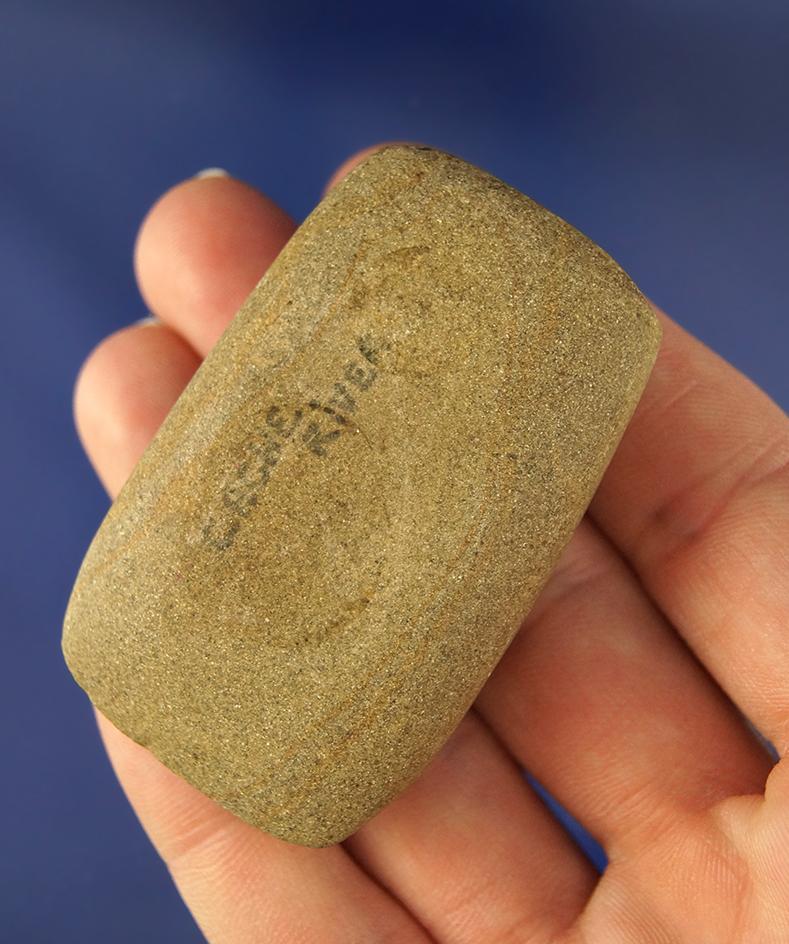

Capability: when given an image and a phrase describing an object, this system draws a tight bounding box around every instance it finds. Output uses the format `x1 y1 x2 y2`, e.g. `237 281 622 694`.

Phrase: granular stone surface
62 145 661 846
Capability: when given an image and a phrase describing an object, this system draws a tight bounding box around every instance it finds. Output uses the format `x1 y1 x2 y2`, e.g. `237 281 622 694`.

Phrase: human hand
74 145 789 942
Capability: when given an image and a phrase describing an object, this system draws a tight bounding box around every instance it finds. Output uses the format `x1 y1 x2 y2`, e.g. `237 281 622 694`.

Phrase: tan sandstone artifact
62 145 661 846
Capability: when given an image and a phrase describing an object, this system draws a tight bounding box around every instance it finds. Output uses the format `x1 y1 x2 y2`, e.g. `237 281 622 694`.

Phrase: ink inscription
202 334 390 550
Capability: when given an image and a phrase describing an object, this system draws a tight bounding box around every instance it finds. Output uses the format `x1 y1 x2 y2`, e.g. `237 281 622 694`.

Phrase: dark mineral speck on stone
62 145 661 846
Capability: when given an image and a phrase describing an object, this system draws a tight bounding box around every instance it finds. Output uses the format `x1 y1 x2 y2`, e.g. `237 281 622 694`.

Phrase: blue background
2 2 787 941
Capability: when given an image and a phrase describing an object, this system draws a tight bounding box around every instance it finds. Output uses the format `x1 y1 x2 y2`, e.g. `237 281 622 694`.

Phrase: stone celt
62 145 661 846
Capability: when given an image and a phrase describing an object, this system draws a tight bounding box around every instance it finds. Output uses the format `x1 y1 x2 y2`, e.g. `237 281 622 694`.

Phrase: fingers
475 518 775 859
76 322 432 944
346 712 597 944
134 174 296 356
74 321 200 494
589 309 789 752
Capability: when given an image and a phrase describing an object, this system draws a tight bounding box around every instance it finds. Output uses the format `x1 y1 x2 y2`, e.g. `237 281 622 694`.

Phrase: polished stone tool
62 145 661 846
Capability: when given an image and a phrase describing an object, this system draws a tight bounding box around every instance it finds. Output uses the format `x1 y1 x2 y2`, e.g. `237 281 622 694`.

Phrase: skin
73 142 789 943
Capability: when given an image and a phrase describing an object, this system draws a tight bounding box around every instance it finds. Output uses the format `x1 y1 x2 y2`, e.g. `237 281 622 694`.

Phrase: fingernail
134 314 159 327
194 167 230 179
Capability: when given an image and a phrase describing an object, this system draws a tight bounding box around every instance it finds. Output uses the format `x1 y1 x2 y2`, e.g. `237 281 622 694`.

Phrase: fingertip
72 326 131 471
74 322 200 497
134 174 297 355
323 141 424 195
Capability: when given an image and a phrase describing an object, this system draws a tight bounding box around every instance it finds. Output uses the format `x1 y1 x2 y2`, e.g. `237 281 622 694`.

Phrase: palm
572 790 789 941
76 149 789 943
